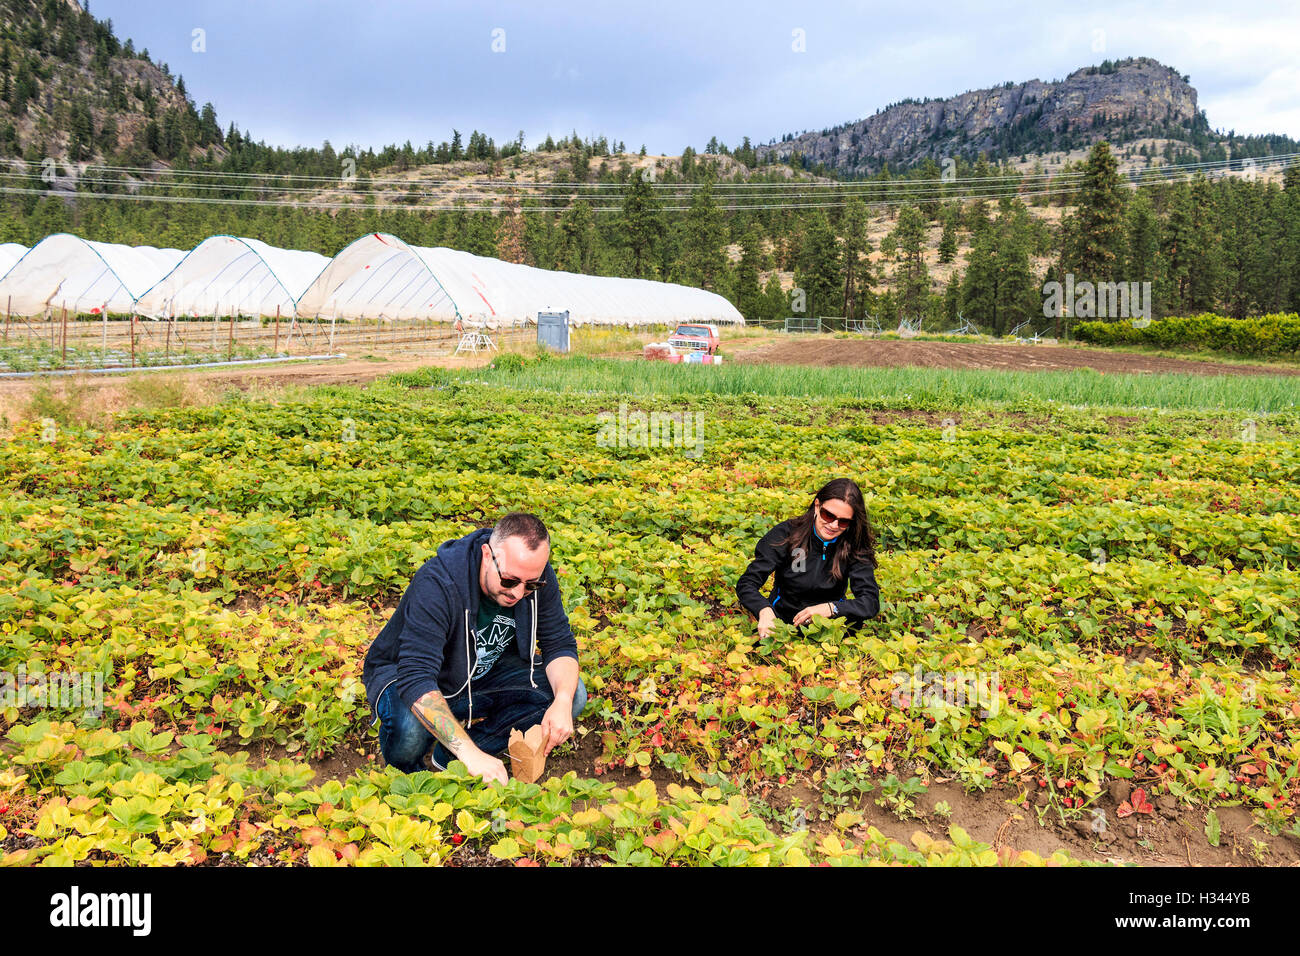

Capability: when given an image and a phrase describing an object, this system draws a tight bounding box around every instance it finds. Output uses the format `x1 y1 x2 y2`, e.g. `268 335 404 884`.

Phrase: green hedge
1074 313 1300 356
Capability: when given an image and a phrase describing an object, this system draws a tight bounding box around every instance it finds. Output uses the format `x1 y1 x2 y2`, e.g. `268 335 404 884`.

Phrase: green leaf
1205 809 1220 847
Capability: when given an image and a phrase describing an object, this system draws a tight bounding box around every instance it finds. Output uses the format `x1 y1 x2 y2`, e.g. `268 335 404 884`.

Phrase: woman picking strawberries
736 477 881 638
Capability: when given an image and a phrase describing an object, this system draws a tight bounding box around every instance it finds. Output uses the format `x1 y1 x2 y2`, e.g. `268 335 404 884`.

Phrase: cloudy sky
93 0 1300 154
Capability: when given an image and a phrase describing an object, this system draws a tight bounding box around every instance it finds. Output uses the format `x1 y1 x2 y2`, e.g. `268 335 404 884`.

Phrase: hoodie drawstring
464 608 473 730
529 591 538 689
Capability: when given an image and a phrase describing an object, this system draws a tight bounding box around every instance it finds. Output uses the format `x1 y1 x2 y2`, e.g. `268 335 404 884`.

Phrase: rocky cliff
757 57 1201 174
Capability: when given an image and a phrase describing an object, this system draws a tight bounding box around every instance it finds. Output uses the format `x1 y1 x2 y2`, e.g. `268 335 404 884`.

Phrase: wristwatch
828 602 839 618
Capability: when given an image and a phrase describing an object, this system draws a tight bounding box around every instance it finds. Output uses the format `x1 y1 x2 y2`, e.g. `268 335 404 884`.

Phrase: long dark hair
778 477 878 581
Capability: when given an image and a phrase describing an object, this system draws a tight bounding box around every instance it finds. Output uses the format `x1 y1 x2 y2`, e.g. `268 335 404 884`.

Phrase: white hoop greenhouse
0 243 27 277
134 236 329 320
0 232 745 328
0 234 185 316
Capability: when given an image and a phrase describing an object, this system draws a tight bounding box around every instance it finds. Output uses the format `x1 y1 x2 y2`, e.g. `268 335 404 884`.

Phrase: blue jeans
375 654 587 774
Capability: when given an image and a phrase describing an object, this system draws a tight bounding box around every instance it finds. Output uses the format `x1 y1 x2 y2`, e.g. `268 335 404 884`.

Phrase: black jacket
736 518 881 625
362 527 579 721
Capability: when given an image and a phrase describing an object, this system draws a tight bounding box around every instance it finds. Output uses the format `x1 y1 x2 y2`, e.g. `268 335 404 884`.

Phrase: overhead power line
0 153 1292 214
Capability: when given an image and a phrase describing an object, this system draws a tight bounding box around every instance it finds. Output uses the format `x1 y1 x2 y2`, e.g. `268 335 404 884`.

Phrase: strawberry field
2 360 1298 867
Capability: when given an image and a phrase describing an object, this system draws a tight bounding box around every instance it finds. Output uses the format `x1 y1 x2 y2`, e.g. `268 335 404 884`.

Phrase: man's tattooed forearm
412 691 465 753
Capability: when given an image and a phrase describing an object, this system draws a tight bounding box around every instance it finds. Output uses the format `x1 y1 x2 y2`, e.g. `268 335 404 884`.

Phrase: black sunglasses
489 546 546 592
817 503 854 528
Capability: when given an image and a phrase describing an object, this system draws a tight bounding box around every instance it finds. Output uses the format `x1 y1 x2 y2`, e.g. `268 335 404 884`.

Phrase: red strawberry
450 834 464 845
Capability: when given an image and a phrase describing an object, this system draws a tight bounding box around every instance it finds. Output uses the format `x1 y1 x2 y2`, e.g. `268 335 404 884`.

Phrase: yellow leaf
307 844 338 867
818 834 845 857
784 846 810 867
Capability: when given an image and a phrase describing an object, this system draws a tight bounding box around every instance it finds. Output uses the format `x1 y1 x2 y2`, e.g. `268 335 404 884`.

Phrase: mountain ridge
756 57 1226 175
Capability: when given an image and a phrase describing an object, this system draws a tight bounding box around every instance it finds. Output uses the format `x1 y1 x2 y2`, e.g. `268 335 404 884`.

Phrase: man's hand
540 697 574 755
792 603 833 627
461 749 508 786
757 606 777 639
542 656 580 755
412 689 507 785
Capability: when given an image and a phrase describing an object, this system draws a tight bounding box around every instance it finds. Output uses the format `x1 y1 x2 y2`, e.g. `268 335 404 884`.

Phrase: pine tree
1216 178 1269 318
681 179 728 290
619 169 660 278
960 226 998 334
555 199 593 272
937 205 958 264
1281 167 1300 312
1063 141 1126 283
734 224 764 320
1124 189 1160 289
887 204 930 321
1160 174 1220 314
840 198 872 319
794 210 841 319
961 200 1038 336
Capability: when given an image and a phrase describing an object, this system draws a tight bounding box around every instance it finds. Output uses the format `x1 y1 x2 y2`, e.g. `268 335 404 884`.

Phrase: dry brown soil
730 337 1300 377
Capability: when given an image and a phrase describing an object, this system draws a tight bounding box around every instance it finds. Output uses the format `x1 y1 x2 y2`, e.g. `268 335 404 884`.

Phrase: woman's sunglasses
489 546 547 592
817 504 854 529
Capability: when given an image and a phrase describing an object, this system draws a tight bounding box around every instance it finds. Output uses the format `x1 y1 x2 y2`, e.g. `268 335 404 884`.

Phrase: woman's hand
792 603 833 627
757 607 777 639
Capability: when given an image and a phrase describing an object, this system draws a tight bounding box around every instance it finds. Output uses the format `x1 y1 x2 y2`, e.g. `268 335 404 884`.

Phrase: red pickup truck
644 323 722 363
667 323 720 354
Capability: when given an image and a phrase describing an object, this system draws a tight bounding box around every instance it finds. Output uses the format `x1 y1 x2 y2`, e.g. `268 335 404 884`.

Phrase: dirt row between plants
0 353 486 427
247 727 1299 867
730 337 1300 377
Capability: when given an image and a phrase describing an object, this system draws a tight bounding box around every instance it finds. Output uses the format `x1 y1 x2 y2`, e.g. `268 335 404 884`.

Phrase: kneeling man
363 512 585 785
